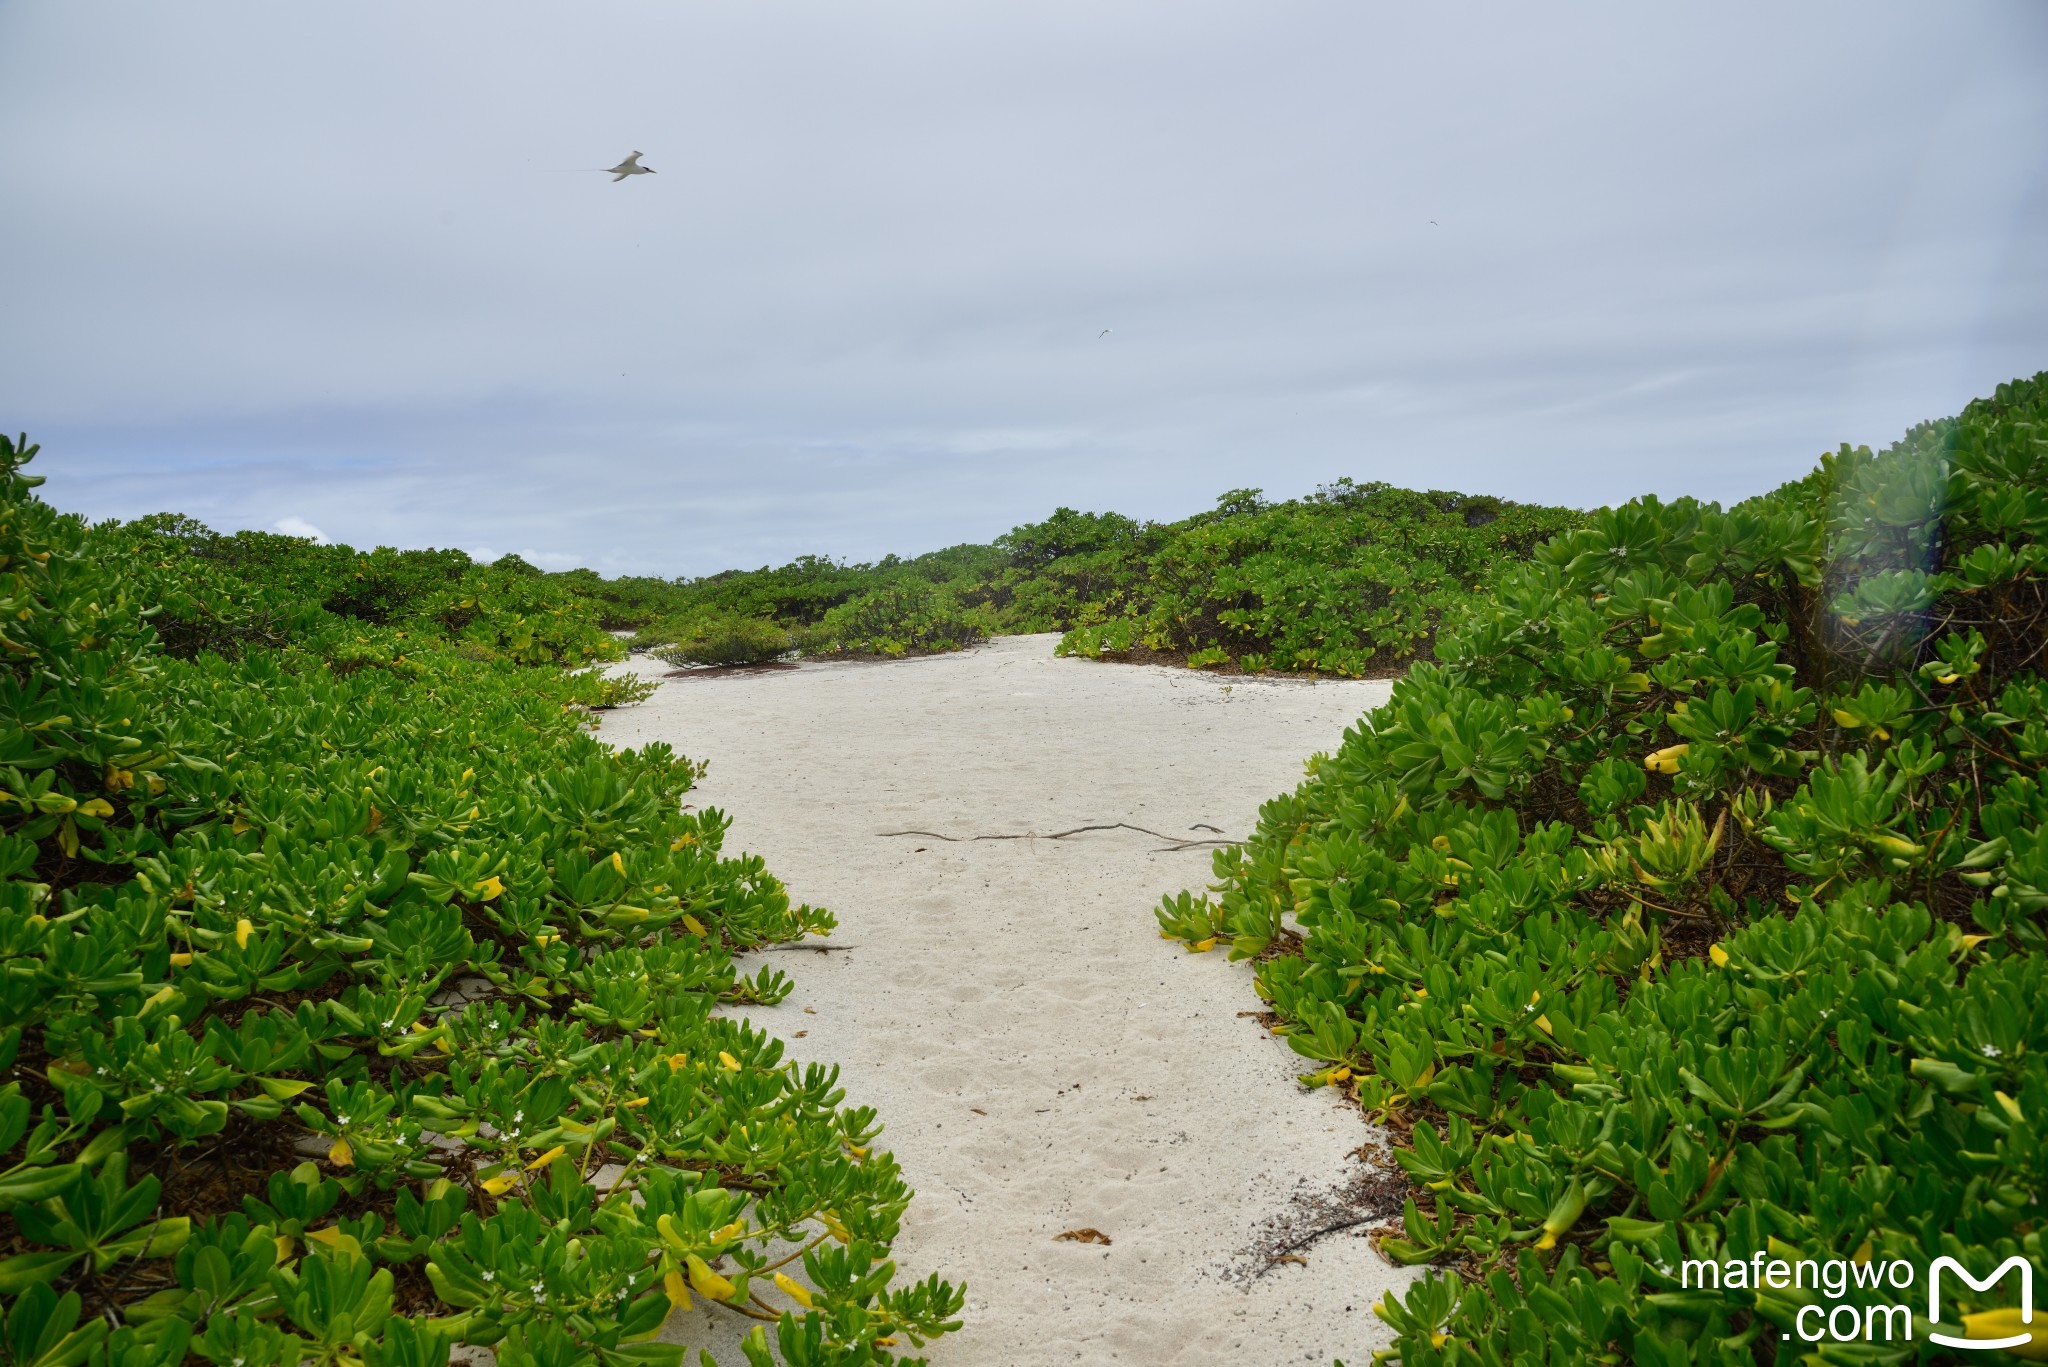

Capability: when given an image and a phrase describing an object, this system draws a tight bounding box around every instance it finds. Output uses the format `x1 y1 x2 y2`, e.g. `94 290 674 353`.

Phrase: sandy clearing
596 633 1415 1364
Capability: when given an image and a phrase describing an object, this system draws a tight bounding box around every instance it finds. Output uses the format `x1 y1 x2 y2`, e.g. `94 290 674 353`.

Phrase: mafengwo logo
1682 1251 2039 1348
1928 1256 2034 1352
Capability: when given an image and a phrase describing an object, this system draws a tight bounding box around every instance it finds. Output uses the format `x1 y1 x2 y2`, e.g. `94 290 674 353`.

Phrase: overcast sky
3 3 2044 577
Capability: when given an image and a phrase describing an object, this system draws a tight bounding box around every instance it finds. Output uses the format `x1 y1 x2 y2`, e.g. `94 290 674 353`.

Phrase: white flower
481 1270 495 1282
1982 1044 2003 1059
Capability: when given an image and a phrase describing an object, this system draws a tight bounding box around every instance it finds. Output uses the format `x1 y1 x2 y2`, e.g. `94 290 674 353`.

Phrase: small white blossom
1982 1044 2003 1059
481 1270 495 1282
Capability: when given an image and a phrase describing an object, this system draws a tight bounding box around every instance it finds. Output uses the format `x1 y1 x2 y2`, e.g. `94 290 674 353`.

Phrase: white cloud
274 515 329 543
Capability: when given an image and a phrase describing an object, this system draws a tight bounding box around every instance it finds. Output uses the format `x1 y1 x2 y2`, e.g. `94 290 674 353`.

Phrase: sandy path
596 634 1413 1364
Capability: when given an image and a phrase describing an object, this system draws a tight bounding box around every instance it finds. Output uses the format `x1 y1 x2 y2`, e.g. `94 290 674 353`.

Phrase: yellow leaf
480 1172 520 1197
1959 1309 2048 1358
1995 1090 2025 1124
1643 744 1689 774
711 1219 747 1242
1190 937 1217 953
1937 672 1960 685
475 875 505 901
1533 1015 1554 1035
774 1272 814 1308
1327 1065 1352 1083
275 1233 296 1263
235 918 254 949
1430 834 1451 853
681 915 707 936
611 851 626 876
686 1253 736 1302
526 1146 566 1171
821 1211 851 1243
623 1095 650 1108
671 833 697 849
663 1266 692 1311
434 1036 451 1055
77 798 114 818
328 1138 354 1168
535 934 556 949
719 1052 741 1071
231 815 252 835
874 1338 898 1348
1708 944 1730 968
1851 1238 1873 1264
168 952 193 968
305 1227 362 1258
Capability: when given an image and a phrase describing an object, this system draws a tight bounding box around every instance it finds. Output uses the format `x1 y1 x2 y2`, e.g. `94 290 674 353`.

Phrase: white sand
597 634 1415 1364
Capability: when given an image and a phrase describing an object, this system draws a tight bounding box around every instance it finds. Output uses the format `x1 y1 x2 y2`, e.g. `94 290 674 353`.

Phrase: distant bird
1099 328 1112 338
606 151 655 182
1429 220 1439 226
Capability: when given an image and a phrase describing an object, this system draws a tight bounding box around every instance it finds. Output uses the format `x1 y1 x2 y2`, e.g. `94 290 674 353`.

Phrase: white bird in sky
605 151 655 182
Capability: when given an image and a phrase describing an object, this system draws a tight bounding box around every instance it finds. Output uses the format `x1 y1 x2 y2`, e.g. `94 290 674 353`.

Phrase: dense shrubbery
603 484 1575 675
1056 482 1576 676
106 516 623 671
1156 375 2048 1362
0 438 960 1365
653 616 794 669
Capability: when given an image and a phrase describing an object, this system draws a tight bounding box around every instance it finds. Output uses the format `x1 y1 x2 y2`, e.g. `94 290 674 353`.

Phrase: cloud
274 515 329 544
3 2 2045 576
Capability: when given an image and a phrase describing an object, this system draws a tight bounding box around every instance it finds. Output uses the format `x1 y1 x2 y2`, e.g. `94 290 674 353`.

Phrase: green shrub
1162 375 2048 1362
0 436 961 1366
808 584 989 658
652 615 792 668
1056 481 1581 675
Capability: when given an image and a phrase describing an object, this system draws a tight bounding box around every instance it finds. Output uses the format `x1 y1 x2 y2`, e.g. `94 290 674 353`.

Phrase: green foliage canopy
1158 374 2048 1362
0 438 961 1366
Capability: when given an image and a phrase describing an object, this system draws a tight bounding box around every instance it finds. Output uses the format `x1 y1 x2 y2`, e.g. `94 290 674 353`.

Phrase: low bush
807 585 990 659
0 436 960 1366
1054 481 1578 676
652 616 793 668
1159 373 2048 1362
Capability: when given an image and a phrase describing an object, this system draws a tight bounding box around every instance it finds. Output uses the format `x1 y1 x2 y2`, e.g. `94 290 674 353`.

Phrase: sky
2 3 2044 578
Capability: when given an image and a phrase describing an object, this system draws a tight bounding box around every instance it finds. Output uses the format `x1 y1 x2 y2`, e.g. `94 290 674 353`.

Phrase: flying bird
606 151 655 182
1099 328 1112 338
